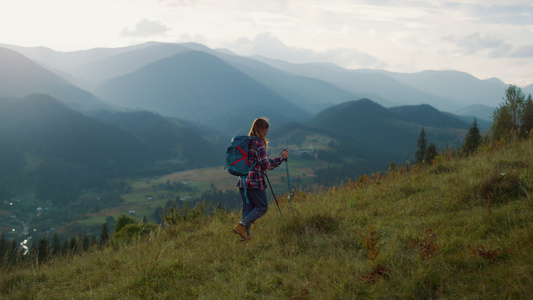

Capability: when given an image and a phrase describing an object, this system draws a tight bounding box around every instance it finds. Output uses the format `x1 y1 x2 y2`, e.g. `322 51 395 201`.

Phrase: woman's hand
282 149 289 160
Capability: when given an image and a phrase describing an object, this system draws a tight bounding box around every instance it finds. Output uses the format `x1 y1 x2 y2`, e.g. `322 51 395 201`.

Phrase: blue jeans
239 188 268 229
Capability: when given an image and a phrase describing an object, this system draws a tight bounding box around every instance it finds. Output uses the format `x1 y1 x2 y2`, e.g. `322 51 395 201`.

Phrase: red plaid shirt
236 138 284 190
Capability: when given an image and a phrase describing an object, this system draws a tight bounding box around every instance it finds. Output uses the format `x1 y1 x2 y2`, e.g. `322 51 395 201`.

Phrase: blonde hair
249 117 269 146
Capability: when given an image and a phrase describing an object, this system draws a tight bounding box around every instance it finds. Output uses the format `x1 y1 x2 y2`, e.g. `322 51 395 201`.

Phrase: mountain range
3 41 530 132
93 50 310 134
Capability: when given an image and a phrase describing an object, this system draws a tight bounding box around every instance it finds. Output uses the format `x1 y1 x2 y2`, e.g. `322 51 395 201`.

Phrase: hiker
232 117 288 240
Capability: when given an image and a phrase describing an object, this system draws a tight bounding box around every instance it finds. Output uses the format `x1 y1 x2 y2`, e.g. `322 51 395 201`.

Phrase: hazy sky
1 0 532 86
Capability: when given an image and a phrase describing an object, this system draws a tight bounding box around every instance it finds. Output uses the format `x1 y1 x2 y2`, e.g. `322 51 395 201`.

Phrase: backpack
225 135 258 203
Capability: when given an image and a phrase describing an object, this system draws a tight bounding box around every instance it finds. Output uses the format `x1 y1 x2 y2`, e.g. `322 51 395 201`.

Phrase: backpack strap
240 137 259 204
241 176 249 204
240 160 257 204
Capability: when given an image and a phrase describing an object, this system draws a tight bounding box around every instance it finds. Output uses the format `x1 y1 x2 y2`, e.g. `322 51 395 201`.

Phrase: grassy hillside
2 138 532 299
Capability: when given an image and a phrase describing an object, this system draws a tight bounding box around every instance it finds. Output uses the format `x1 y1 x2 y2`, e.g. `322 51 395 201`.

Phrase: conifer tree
0 233 10 266
0 233 7 262
68 236 79 255
30 240 37 257
463 119 482 155
415 128 427 163
9 238 19 265
52 232 61 256
38 235 50 263
492 85 525 140
106 216 116 233
520 95 533 138
100 223 110 247
62 240 69 255
425 143 438 163
81 234 90 252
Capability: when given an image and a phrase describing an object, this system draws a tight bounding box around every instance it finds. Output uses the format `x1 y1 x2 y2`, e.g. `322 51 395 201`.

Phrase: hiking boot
240 235 252 242
232 223 248 240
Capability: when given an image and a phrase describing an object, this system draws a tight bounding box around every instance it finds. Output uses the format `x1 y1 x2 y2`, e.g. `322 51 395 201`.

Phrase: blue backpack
225 136 258 203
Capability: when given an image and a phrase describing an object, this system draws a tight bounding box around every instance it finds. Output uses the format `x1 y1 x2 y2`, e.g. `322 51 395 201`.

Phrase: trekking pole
284 148 294 219
265 173 283 217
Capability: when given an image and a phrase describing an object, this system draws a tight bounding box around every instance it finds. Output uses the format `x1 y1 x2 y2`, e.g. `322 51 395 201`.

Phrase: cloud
456 33 509 55
511 44 533 58
158 0 196 7
228 33 386 69
120 19 171 37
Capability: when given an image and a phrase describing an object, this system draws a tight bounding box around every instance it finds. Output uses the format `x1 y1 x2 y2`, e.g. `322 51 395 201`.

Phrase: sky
1 0 532 86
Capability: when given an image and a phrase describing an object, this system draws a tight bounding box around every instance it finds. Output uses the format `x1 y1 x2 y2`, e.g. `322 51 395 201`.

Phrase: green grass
2 139 532 299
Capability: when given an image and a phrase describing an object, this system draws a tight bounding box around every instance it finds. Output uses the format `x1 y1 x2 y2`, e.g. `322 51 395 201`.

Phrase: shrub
479 171 526 204
113 223 160 244
114 214 137 233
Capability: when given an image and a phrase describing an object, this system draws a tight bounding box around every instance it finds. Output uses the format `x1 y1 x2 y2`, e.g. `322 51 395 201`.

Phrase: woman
232 117 288 241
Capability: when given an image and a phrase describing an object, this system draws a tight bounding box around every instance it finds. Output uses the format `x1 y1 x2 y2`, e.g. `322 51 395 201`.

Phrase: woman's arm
256 142 285 171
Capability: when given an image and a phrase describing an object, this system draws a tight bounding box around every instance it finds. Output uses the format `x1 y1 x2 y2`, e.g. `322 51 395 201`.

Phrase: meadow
1 138 532 299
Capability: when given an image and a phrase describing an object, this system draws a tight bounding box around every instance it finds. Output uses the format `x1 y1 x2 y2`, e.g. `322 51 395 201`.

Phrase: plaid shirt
237 138 284 190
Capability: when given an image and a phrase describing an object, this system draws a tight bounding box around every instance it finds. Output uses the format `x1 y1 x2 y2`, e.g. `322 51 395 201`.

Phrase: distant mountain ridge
0 47 108 111
0 94 153 201
94 50 310 134
308 99 468 161
0 94 226 202
2 41 517 123
377 70 507 108
389 104 469 129
86 109 227 167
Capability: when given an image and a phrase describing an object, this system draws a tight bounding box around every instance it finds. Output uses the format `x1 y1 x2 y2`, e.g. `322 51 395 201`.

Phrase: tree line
415 84 533 163
0 213 159 268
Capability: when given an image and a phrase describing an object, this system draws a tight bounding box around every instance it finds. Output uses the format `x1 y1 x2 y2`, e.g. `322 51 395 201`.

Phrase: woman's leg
239 188 253 221
240 189 268 228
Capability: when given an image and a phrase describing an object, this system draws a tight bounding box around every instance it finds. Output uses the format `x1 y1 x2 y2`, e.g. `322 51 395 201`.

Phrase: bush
114 214 137 233
113 223 160 244
479 171 526 204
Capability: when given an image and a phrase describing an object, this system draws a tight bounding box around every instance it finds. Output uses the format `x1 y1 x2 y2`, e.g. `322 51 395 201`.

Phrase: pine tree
38 235 50 263
463 119 482 155
506 85 525 131
415 128 427 163
0 233 6 259
100 223 110 247
68 236 79 255
520 95 533 138
425 143 438 162
52 232 61 256
9 238 19 265
0 233 7 265
492 85 525 140
81 234 90 252
62 240 69 255
106 216 116 233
